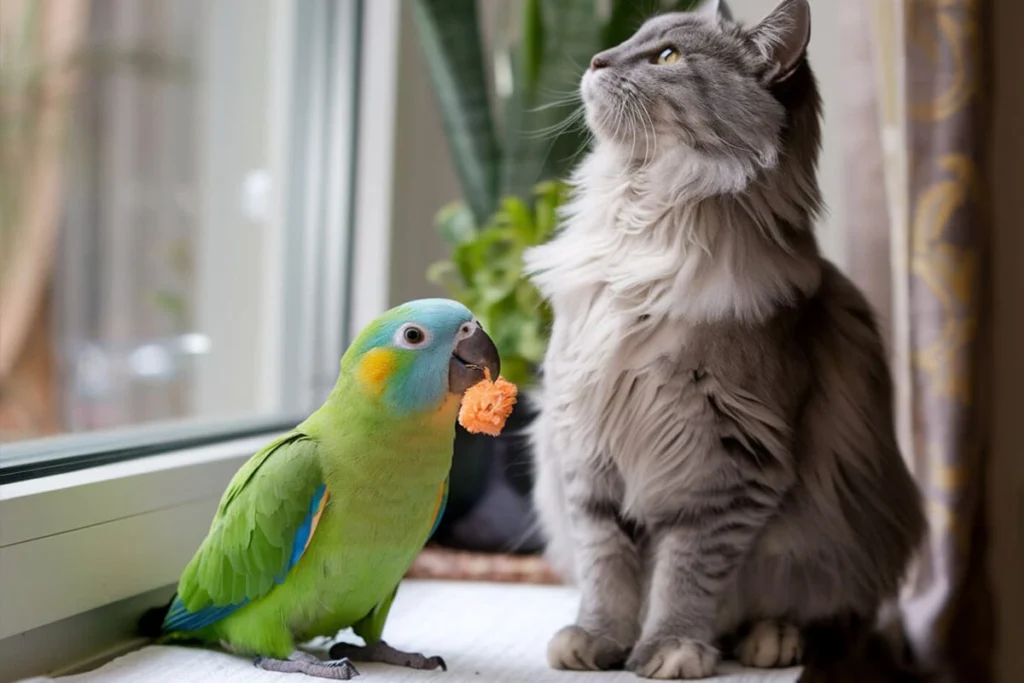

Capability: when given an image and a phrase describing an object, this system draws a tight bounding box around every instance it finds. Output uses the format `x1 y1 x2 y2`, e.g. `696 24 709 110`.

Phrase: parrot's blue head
342 298 500 416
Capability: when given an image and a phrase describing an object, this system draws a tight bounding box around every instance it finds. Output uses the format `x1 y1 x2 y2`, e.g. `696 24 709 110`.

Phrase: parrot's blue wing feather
164 596 247 632
287 484 329 570
427 476 449 541
162 435 327 634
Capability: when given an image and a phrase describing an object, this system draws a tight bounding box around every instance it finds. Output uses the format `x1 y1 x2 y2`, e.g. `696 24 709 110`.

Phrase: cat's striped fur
524 0 927 679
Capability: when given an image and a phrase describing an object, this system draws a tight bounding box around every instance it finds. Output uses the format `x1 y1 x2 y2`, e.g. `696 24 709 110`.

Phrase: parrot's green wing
162 432 327 632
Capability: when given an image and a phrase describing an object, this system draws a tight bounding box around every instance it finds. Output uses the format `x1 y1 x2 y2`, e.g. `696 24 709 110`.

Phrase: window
1 0 367 476
0 0 402 661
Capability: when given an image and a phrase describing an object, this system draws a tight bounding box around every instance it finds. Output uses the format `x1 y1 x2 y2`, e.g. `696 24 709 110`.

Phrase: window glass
0 0 358 451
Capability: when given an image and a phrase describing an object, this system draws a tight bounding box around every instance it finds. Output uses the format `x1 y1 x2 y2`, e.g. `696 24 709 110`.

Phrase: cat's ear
688 0 721 22
749 0 811 83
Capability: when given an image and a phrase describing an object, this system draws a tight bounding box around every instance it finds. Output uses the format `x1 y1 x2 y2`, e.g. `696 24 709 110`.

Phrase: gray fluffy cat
523 0 927 680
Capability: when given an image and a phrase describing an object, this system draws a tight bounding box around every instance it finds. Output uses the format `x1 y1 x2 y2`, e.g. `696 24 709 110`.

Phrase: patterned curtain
856 1 994 680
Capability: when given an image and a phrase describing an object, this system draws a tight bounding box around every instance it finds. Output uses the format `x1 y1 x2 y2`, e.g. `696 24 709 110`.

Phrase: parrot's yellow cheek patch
356 348 397 396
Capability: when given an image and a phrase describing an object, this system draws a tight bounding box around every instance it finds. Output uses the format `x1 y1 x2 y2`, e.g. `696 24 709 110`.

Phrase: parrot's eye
395 323 431 349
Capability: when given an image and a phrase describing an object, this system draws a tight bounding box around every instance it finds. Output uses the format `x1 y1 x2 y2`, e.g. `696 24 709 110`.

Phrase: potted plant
427 181 567 389
425 182 566 552
413 0 729 551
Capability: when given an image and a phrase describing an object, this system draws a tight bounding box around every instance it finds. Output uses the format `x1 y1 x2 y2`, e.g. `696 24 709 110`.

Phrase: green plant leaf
434 201 478 247
468 229 523 307
428 179 572 385
669 0 700 11
669 0 733 19
452 241 483 291
426 260 471 300
532 180 570 243
498 356 533 388
496 196 534 236
518 318 549 364
497 43 535 201
601 0 729 53
412 0 501 224
602 0 651 50
501 0 597 201
521 0 545 94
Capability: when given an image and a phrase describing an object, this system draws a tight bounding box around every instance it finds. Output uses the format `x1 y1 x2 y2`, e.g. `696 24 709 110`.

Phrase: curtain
854 1 994 680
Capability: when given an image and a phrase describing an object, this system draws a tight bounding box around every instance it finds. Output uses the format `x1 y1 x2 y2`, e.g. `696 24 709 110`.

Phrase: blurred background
1 1 1021 680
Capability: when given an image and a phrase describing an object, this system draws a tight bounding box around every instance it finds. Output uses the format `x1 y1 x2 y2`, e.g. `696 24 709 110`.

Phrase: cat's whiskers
565 128 596 170
621 91 645 168
626 96 641 170
607 96 628 166
636 86 662 165
605 91 640 184
525 107 586 141
634 91 658 169
528 94 583 114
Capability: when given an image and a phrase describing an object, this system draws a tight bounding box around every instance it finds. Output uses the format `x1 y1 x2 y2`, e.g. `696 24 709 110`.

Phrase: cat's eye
655 47 681 65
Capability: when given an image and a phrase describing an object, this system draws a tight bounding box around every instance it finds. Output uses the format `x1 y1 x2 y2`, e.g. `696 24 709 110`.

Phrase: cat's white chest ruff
542 296 715 520
540 232 672 384
538 246 701 467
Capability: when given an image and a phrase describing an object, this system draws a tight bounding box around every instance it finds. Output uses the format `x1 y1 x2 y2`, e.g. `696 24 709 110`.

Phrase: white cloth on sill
21 580 801 682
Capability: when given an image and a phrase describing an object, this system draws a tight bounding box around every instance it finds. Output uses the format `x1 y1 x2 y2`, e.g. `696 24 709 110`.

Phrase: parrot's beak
448 324 501 394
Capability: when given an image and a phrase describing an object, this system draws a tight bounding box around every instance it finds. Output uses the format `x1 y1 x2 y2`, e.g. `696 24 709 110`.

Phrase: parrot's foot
329 640 447 672
254 651 360 680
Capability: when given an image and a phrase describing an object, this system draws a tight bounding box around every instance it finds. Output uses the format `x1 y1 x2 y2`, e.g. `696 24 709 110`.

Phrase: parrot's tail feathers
138 594 175 638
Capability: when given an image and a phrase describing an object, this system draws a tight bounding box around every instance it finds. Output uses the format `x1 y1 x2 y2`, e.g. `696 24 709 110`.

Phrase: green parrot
139 299 500 679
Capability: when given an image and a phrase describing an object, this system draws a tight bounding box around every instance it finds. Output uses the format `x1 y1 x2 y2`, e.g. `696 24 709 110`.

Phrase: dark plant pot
433 394 544 554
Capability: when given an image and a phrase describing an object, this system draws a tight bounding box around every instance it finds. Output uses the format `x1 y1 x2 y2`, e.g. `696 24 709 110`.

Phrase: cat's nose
590 54 610 70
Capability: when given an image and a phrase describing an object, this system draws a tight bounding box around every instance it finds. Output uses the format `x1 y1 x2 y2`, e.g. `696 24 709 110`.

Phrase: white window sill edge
0 435 279 657
0 587 172 683
5 581 805 683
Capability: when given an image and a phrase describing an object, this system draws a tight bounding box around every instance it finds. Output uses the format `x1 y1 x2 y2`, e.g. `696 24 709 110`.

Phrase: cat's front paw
736 620 802 668
627 637 719 679
546 625 629 671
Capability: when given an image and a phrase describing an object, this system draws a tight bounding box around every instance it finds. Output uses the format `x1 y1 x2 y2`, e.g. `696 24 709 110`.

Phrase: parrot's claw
329 640 447 672
254 652 360 680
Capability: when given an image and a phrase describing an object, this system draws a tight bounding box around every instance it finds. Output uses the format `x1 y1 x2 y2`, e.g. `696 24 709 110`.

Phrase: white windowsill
0 435 276 643
11 581 803 683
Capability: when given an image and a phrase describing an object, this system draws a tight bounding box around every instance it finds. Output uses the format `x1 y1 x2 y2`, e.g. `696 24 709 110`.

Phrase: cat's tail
797 614 935 683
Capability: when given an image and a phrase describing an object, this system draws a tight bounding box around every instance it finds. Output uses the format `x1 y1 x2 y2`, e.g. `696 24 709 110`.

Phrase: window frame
0 415 304 485
0 0 402 675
